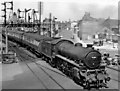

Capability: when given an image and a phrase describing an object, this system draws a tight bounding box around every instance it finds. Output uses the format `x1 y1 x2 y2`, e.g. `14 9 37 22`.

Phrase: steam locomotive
3 29 110 89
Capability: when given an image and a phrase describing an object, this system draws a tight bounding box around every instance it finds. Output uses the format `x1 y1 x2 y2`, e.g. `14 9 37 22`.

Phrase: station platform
2 62 45 89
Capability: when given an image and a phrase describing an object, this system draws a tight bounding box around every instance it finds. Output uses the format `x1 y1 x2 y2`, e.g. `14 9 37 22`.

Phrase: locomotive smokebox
57 41 101 69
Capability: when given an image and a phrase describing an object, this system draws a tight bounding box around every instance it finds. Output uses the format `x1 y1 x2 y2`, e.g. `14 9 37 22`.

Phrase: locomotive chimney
87 44 93 47
87 44 94 49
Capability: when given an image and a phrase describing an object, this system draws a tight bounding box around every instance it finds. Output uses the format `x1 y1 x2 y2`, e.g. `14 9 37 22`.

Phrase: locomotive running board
55 55 80 68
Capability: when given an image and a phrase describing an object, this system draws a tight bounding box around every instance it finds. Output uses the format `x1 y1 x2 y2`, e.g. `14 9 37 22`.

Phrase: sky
0 0 119 23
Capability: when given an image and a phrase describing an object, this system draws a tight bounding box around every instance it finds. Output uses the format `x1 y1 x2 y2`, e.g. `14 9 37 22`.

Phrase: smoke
100 5 118 19
68 3 118 20
85 4 118 19
68 3 85 20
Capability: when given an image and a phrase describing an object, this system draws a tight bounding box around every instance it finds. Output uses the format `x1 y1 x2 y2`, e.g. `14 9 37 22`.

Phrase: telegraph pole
118 2 120 56
38 2 42 35
32 9 35 32
49 13 52 37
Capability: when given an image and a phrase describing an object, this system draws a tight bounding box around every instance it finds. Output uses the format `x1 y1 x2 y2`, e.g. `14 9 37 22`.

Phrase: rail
107 66 120 72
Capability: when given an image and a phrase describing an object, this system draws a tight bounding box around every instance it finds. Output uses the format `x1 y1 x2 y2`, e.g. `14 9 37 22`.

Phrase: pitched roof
82 12 97 21
102 18 118 29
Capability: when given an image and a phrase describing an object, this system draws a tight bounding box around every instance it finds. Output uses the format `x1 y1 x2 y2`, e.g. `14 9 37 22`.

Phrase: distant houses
77 12 119 42
99 18 119 42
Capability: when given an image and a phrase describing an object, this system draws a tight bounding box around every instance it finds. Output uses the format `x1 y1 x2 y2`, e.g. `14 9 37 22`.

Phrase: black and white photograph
0 0 120 90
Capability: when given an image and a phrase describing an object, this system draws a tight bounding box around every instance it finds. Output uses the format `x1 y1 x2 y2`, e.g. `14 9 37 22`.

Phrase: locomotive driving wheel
96 80 100 88
84 81 90 90
50 58 56 68
56 59 62 70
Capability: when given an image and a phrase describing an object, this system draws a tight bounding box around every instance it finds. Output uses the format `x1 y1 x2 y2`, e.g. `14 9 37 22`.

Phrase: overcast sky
0 0 119 23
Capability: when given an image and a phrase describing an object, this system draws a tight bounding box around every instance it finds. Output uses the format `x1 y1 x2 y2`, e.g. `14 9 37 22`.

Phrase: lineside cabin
2 51 18 64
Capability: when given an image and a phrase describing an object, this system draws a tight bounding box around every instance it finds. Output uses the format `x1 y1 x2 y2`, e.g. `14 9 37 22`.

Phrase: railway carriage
22 33 53 53
7 30 24 45
22 33 40 51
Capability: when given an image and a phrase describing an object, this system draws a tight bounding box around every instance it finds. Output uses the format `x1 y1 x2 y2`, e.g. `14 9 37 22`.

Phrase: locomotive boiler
57 42 101 69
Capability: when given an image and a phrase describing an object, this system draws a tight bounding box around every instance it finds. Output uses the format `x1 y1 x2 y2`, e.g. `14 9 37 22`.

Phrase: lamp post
5 25 10 54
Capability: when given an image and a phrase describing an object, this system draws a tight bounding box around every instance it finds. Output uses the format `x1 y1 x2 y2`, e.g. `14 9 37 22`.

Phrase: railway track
8 41 68 78
107 66 120 72
9 42 66 90
17 47 67 78
106 65 120 89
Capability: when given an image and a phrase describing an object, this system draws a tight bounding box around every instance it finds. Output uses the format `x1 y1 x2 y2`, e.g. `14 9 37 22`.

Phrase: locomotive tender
4 29 110 89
